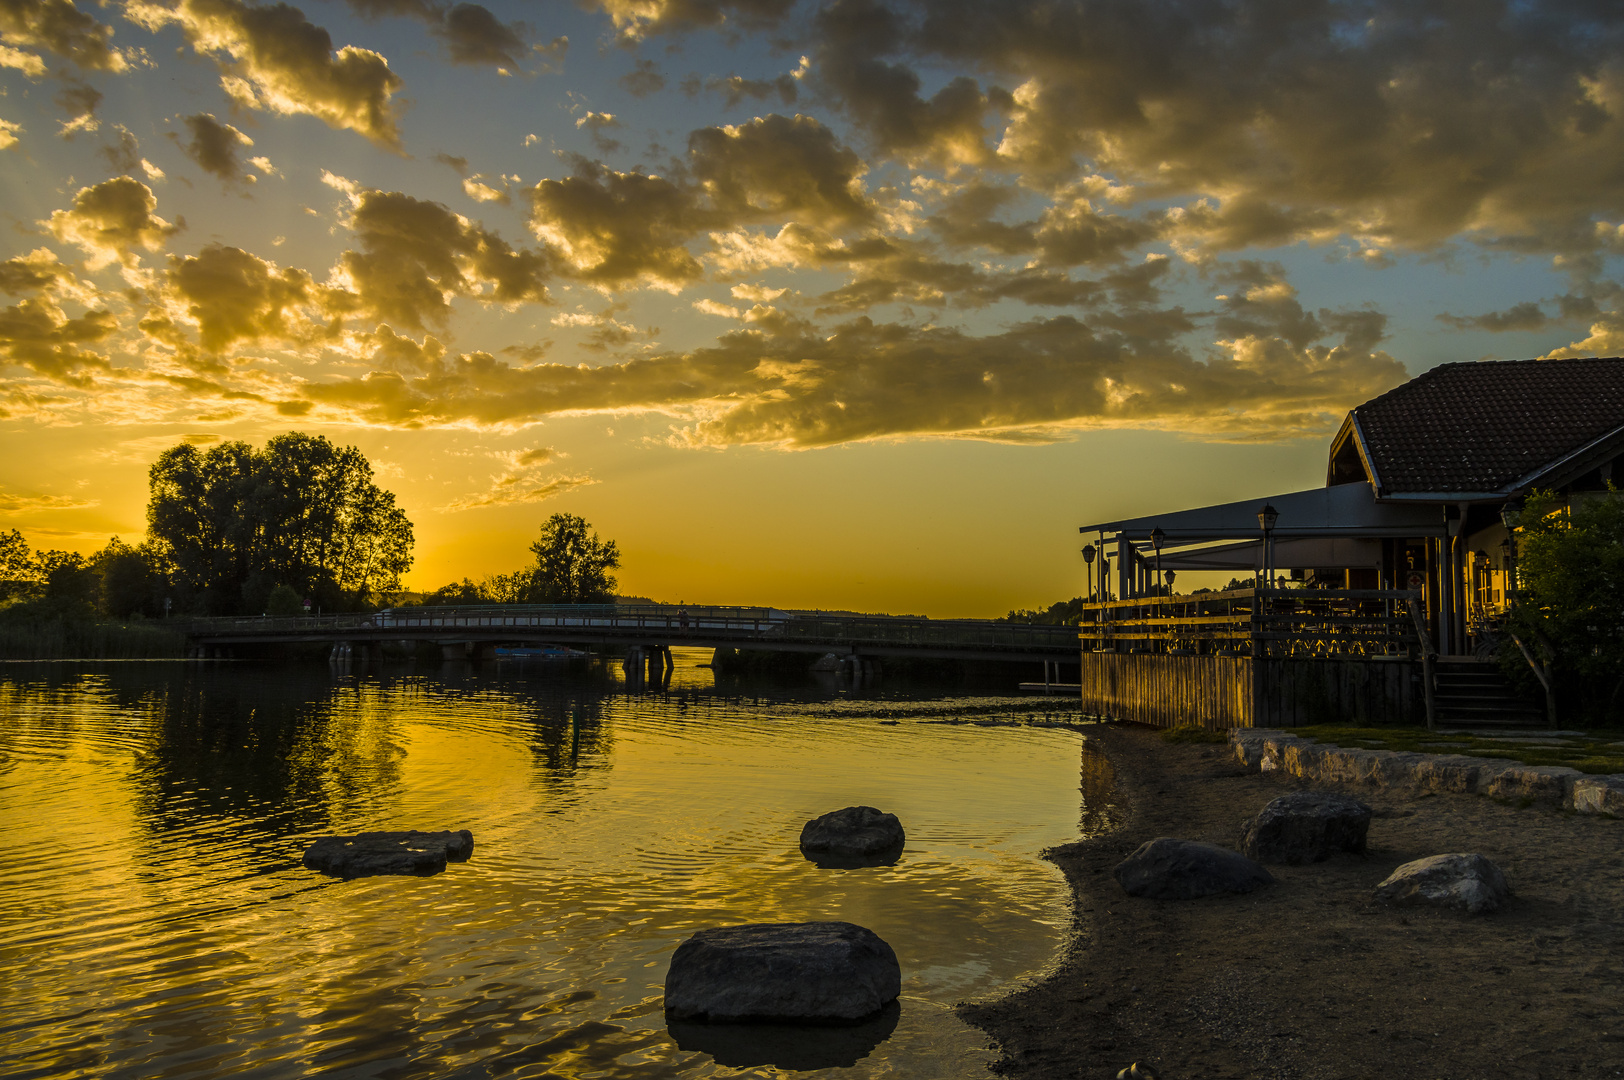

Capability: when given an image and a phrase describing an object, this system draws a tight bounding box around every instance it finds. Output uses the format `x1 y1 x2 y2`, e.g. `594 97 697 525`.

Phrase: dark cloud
53 76 101 136
99 125 141 173
177 112 255 186
1436 301 1552 333
699 72 798 107
434 3 528 68
620 58 665 97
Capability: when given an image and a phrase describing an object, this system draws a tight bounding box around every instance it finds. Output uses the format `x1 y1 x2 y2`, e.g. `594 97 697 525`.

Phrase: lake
0 649 1113 1079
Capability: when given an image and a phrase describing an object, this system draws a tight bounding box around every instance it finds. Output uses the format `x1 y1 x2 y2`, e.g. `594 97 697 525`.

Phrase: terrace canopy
1080 481 1445 583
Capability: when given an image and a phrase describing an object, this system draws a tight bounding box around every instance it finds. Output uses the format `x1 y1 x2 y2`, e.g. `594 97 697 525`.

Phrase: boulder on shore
1114 838 1274 900
1372 853 1509 914
664 921 901 1025
1239 790 1371 865
302 829 474 879
799 806 905 857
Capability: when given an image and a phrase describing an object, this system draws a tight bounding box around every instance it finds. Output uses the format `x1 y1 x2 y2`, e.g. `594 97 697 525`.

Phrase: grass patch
1159 723 1229 744
1291 725 1624 775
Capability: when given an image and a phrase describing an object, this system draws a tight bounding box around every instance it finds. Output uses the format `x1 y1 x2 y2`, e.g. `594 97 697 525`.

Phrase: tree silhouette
523 514 620 604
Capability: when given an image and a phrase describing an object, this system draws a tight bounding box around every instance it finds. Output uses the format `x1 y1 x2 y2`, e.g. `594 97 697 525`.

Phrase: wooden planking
1080 650 1422 729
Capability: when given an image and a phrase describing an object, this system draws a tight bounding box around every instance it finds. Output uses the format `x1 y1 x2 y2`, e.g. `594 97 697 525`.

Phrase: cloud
0 248 79 296
0 487 100 511
462 176 510 204
177 112 256 186
336 188 551 329
588 0 795 39
0 296 116 385
832 0 1624 260
44 177 181 269
515 445 554 466
0 44 47 76
54 77 101 137
620 58 664 97
285 288 1404 447
0 117 20 150
1436 302 1553 333
439 472 597 511
126 0 404 148
527 160 704 290
155 243 326 353
688 113 874 229
0 0 127 71
434 3 527 69
695 72 798 108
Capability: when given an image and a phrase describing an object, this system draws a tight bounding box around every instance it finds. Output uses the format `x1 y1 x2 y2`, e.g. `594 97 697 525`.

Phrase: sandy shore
960 723 1624 1080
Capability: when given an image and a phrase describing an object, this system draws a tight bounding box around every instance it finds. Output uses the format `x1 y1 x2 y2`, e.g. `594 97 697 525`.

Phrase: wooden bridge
176 603 1081 667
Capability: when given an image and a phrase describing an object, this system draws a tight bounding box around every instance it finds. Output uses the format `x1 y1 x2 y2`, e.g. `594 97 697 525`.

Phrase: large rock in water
664 922 901 1024
302 829 474 879
1373 853 1510 914
1239 790 1372 865
1114 838 1274 900
799 806 905 857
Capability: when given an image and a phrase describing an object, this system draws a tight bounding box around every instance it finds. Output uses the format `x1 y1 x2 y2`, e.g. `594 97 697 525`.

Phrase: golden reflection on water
0 653 1110 1079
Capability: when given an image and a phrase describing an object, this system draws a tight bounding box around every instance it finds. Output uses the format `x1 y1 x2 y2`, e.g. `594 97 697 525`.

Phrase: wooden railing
1077 587 1424 659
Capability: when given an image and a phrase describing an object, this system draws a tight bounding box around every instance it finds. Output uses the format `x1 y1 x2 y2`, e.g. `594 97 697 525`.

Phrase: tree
265 584 305 617
94 537 165 618
522 513 620 604
146 432 414 614
1506 487 1624 721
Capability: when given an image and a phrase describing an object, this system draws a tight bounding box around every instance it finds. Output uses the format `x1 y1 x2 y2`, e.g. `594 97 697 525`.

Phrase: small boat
493 645 587 660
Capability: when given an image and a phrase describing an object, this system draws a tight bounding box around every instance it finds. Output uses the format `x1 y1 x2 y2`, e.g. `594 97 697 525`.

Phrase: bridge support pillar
440 641 470 661
474 642 497 661
623 646 645 686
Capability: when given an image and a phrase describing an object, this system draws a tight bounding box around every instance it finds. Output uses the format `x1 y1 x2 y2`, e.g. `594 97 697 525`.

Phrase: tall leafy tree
146 433 414 614
523 513 620 604
1508 488 1624 721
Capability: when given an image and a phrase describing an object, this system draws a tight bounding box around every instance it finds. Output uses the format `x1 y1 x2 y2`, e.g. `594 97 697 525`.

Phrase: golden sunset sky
2 0 1620 615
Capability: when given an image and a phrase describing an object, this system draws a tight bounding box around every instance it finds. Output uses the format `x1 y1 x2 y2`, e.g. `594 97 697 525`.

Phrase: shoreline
960 723 1624 1080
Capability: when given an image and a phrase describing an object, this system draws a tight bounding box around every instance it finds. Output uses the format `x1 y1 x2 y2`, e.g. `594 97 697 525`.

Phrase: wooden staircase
1432 656 1545 728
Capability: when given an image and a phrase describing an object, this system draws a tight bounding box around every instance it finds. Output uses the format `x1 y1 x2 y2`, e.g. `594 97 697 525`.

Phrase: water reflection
669 1001 902 1070
0 653 1107 1079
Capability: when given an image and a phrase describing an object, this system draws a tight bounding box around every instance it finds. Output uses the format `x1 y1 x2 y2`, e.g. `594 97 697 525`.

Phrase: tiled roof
1351 357 1624 494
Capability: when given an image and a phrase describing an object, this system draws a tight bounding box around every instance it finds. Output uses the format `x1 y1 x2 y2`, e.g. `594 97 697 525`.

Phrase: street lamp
1149 526 1166 596
1165 569 1176 593
1082 544 1097 602
1257 503 1279 589
1500 501 1521 601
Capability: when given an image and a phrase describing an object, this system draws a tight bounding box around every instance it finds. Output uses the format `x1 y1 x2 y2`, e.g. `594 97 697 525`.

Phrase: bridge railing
175 603 1081 653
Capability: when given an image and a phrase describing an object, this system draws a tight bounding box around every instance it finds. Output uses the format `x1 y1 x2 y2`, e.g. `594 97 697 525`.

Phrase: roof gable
1347 357 1624 496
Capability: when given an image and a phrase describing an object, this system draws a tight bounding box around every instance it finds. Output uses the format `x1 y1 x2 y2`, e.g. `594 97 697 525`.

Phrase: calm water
0 650 1114 1079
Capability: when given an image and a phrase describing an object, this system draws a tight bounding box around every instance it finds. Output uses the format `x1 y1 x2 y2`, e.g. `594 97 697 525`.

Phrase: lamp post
1165 569 1176 593
1500 501 1521 604
1082 543 1097 602
1257 503 1279 590
1150 526 1166 596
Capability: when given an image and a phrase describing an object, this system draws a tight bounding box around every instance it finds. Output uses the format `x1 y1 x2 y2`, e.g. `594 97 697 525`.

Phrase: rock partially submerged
799 806 905 858
1114 838 1274 900
302 829 474 879
669 1001 900 1069
1373 853 1509 914
664 921 901 1025
1239 790 1371 865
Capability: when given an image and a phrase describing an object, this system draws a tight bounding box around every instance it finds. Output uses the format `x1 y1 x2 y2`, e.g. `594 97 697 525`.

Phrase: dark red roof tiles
1352 357 1624 494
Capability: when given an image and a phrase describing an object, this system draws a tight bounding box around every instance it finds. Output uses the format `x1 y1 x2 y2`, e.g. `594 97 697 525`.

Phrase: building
1075 356 1624 726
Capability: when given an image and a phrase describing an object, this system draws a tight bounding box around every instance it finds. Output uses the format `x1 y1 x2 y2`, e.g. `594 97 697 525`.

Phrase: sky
1 0 1622 616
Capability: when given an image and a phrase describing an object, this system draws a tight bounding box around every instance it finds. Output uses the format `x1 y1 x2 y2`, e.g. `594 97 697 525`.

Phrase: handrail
1508 631 1558 728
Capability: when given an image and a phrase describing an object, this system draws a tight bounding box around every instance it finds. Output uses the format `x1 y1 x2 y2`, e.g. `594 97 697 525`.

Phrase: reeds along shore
0 609 185 659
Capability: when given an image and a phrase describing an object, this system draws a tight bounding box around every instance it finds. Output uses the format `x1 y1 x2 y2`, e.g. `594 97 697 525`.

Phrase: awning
1081 482 1445 544
1156 536 1383 572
